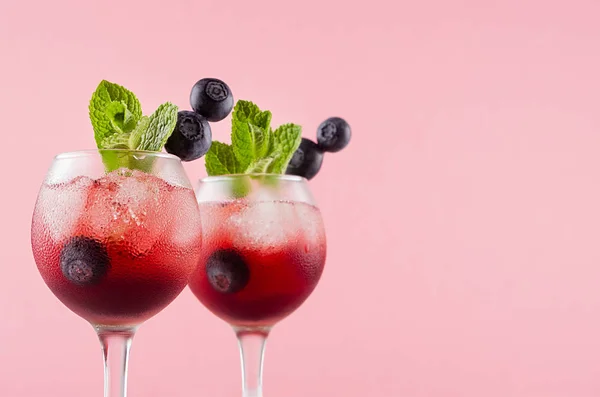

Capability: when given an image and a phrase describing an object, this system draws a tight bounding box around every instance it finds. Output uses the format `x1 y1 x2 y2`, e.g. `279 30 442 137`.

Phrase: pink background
2 0 600 396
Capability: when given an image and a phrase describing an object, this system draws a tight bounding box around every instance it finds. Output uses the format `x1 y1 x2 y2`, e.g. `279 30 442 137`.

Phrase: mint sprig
205 141 239 175
127 116 150 149
267 123 302 174
89 81 141 146
205 100 301 176
130 103 178 152
88 80 178 171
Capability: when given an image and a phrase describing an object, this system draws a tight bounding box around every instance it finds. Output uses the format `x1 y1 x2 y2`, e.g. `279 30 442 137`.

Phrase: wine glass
189 174 326 397
31 149 203 397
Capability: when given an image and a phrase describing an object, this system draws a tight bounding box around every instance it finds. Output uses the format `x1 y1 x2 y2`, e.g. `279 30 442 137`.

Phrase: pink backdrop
2 0 600 396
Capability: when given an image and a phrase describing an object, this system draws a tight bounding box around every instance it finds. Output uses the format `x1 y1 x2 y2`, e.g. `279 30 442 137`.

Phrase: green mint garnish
129 103 178 152
267 123 302 174
127 116 150 149
88 80 178 171
205 100 301 176
205 141 239 175
89 80 142 146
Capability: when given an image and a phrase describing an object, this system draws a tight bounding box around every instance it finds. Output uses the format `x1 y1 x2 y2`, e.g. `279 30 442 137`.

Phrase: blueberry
60 236 110 285
206 249 250 294
190 78 234 122
286 138 324 180
316 117 351 153
165 111 213 161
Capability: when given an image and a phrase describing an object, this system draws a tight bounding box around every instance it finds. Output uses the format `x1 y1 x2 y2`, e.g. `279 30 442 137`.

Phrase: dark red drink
188 200 326 327
31 170 203 326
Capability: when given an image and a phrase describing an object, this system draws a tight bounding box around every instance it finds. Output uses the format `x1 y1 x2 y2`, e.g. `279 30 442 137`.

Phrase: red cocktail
189 199 326 327
32 165 202 326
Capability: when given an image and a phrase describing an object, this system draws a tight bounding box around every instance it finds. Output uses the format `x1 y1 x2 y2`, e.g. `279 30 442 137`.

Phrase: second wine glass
189 174 327 397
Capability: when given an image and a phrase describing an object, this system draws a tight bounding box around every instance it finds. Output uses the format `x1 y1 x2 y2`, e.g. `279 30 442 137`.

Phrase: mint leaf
98 150 132 173
104 101 137 134
249 124 271 158
133 102 178 151
104 102 127 134
231 101 273 170
231 122 254 171
232 122 271 170
233 100 272 130
246 152 280 173
101 133 131 149
267 123 302 173
231 177 252 198
128 116 150 150
205 141 239 176
89 80 142 149
102 81 142 118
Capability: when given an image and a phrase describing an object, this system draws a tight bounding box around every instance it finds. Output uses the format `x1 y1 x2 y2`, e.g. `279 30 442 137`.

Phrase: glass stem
96 326 136 397
235 327 270 397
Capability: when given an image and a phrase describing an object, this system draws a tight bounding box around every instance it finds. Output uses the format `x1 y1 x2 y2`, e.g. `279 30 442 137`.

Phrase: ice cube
293 203 325 246
39 176 93 241
228 201 300 251
114 172 159 223
83 171 169 255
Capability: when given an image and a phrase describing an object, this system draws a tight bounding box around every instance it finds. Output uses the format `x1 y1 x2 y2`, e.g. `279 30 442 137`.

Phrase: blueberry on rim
286 138 324 180
165 111 213 161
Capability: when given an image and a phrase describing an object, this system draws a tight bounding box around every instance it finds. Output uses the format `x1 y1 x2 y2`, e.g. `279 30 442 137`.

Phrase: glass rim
54 149 180 161
200 173 307 183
